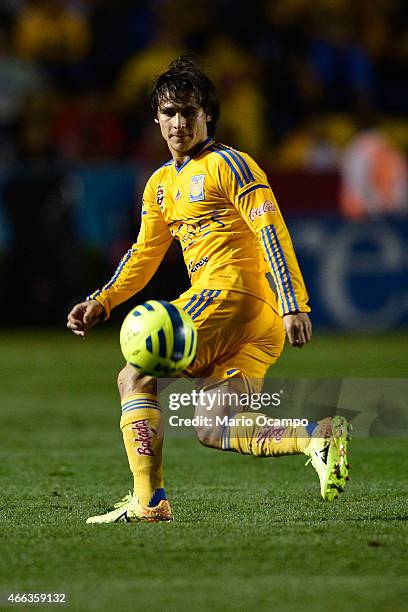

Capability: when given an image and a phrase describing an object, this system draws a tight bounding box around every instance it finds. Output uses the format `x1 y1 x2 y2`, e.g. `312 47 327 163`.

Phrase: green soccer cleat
86 492 173 524
304 416 352 502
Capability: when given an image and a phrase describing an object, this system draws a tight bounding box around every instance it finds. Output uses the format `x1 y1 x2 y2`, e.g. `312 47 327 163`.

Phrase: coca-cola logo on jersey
249 200 275 222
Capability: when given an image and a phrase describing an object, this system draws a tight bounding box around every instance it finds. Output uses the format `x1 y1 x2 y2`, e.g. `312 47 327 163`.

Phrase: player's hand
283 313 312 348
67 300 104 338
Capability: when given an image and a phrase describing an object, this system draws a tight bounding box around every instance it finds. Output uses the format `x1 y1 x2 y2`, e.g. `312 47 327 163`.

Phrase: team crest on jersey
175 189 181 200
156 185 164 208
189 174 205 202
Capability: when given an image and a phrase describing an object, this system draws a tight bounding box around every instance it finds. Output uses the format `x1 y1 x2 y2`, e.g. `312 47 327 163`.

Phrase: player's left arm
281 312 312 348
229 153 312 347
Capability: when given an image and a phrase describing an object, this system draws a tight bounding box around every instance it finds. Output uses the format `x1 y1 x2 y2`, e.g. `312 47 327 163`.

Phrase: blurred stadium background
0 0 407 333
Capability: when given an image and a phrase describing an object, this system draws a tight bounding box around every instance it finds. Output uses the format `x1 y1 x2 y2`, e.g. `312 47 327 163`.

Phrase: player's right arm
67 299 104 338
67 175 173 336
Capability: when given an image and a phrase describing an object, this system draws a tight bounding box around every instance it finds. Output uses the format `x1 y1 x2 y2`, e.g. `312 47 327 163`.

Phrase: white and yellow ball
120 300 197 376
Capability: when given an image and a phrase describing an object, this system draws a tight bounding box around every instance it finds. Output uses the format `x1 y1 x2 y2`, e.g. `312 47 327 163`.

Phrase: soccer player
67 57 351 523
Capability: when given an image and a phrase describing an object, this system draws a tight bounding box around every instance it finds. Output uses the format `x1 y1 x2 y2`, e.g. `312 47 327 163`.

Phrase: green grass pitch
0 330 407 611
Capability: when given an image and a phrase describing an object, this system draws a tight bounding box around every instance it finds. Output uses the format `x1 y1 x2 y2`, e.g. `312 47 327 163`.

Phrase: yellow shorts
172 289 285 389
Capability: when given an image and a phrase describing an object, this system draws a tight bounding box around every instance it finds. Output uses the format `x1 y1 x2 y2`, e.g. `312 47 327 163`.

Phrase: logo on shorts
188 256 209 276
249 200 275 222
156 185 164 208
189 174 205 202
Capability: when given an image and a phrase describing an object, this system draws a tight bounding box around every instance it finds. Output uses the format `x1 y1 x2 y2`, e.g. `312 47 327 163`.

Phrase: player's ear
154 118 159 124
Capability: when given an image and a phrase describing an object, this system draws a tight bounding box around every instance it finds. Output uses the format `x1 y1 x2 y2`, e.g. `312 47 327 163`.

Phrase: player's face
155 97 211 161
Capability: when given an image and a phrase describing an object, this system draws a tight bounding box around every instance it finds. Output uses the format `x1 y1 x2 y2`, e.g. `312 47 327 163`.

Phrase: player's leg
118 365 170 513
193 370 313 457
87 364 172 523
194 380 351 501
182 290 351 500
185 292 309 454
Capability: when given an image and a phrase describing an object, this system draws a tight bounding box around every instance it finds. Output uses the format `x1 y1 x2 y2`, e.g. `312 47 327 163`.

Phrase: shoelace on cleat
113 492 132 509
305 443 330 467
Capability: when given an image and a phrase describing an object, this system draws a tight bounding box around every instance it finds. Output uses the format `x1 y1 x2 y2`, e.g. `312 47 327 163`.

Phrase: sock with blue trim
120 393 166 508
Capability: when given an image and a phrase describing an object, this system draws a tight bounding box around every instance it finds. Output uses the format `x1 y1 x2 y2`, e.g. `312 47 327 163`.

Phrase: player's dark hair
150 56 220 136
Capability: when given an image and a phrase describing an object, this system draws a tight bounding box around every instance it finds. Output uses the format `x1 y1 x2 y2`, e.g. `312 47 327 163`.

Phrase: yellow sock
120 393 166 508
221 413 311 456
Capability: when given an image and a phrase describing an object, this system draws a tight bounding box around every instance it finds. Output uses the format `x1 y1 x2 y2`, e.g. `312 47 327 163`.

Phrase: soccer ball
120 300 197 376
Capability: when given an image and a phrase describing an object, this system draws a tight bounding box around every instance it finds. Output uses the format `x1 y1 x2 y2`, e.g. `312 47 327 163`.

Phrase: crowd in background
0 0 407 169
1 0 407 325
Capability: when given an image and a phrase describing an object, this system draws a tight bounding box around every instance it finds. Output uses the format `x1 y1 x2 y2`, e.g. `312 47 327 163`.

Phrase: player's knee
195 425 221 449
117 363 157 398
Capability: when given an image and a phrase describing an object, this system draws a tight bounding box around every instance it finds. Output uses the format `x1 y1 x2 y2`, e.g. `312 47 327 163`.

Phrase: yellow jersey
88 137 310 318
